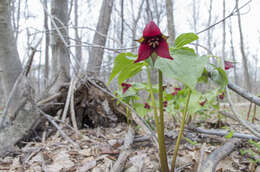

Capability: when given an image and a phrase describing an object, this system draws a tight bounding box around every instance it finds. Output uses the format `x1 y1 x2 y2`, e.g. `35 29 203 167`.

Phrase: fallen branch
197 143 206 172
36 107 80 148
110 125 135 172
199 138 241 172
228 82 260 106
226 87 260 138
187 127 260 141
219 111 260 133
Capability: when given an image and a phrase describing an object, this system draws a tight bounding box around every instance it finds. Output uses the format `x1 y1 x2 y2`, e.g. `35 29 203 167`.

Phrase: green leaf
133 103 150 117
210 65 228 89
117 63 144 84
225 130 234 139
155 54 208 89
174 33 198 49
198 68 209 83
184 137 198 145
173 47 196 55
108 53 144 85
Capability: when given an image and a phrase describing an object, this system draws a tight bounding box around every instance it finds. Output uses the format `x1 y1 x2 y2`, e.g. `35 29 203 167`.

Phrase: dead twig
70 78 78 130
199 138 241 172
197 143 206 172
110 125 135 172
187 127 260 141
36 106 80 148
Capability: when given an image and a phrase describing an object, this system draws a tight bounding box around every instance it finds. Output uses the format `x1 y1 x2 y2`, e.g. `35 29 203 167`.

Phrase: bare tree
222 0 226 59
0 0 22 103
87 0 114 77
130 0 145 48
74 0 82 70
51 0 70 87
120 0 124 46
192 0 200 53
165 0 176 46
43 0 50 88
207 0 213 51
236 0 251 91
0 0 39 156
229 22 239 101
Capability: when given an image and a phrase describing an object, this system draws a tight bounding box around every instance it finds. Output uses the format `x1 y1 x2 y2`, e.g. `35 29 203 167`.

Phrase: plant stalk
147 68 169 172
171 89 192 172
158 69 169 170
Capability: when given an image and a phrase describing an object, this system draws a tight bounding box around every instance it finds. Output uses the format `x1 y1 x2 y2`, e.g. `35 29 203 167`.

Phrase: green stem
158 69 169 170
147 68 169 172
171 89 192 172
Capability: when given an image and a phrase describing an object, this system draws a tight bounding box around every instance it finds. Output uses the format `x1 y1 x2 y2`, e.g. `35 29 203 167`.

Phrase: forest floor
0 104 259 172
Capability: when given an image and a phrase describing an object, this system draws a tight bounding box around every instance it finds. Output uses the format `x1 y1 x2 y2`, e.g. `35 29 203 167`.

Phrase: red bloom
218 92 225 100
224 61 234 70
121 83 131 94
135 21 173 63
171 87 182 96
174 87 182 91
144 102 151 109
163 101 168 108
200 99 207 106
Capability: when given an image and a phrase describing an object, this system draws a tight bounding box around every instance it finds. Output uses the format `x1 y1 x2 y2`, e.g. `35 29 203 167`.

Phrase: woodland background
0 0 260 171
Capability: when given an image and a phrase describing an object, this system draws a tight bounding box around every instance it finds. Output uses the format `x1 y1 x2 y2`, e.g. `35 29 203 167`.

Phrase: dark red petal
171 91 177 96
144 102 151 109
200 99 207 106
174 87 182 91
224 61 234 70
143 21 161 37
163 101 168 107
218 92 225 100
155 40 173 60
135 43 152 63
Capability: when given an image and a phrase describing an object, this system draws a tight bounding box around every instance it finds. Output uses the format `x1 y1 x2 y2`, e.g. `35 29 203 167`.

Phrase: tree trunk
229 22 239 101
43 0 50 88
0 0 39 156
165 0 175 46
0 0 22 108
192 0 199 53
236 0 251 91
120 0 124 46
74 0 82 72
207 0 213 51
51 0 70 87
87 0 114 77
222 0 226 59
130 0 145 48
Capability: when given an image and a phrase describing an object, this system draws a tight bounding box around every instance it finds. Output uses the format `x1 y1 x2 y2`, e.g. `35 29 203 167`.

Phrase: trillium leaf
117 63 143 84
154 53 208 89
174 33 198 49
210 65 228 89
108 53 144 85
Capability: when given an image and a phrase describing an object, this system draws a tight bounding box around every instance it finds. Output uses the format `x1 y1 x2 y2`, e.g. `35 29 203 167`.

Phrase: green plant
108 21 228 172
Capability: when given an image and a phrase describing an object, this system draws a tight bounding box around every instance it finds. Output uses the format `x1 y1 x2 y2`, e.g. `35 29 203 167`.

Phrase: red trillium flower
144 102 151 109
163 101 168 108
171 87 182 96
134 21 173 63
200 99 207 106
224 61 234 70
218 92 225 100
121 83 131 94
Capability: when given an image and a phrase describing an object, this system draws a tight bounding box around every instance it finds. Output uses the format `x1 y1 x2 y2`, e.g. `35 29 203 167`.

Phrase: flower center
147 37 160 48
